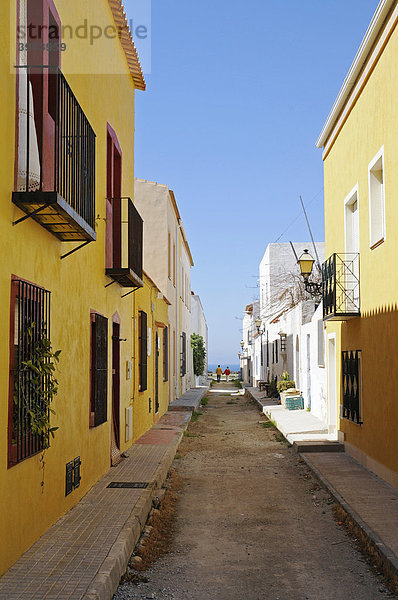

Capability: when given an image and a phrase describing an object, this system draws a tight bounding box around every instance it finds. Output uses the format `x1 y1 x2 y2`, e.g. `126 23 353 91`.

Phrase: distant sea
208 363 240 373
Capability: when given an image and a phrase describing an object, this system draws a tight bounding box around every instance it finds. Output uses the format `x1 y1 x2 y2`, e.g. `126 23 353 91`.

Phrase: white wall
191 294 208 385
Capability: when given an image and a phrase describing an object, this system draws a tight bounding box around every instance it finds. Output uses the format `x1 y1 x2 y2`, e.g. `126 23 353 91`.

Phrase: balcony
13 67 96 242
106 197 144 288
322 253 360 321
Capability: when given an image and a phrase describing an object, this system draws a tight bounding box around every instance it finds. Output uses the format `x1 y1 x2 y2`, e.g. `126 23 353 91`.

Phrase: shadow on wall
340 305 398 476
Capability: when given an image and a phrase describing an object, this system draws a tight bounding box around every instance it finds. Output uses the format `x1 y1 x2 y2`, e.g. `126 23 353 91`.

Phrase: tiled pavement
0 407 193 600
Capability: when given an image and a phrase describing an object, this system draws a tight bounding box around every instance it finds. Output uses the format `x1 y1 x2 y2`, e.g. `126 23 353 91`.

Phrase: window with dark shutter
163 326 169 382
139 311 148 391
129 201 143 281
90 313 108 427
181 332 187 376
275 340 278 364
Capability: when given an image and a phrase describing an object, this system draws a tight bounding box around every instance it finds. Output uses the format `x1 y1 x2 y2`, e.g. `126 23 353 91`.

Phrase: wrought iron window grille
342 350 362 425
322 253 360 321
10 279 51 465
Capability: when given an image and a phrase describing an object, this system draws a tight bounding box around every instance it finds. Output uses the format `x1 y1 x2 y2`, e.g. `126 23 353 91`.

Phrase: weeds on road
183 430 196 438
201 397 209 406
127 470 183 574
262 421 274 429
191 411 203 423
232 379 242 389
333 505 398 597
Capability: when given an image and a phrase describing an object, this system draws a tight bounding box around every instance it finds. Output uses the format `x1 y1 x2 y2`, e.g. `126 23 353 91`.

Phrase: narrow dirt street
115 383 395 600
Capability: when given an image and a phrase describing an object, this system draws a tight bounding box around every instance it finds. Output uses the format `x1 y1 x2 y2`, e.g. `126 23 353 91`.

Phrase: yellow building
0 0 149 574
134 180 195 403
317 0 398 488
133 272 170 441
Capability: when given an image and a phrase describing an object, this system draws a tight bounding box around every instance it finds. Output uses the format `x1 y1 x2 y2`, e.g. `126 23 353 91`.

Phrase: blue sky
124 0 379 364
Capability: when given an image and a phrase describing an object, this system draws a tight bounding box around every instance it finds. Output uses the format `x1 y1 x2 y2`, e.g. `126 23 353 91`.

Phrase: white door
306 334 311 410
327 336 337 434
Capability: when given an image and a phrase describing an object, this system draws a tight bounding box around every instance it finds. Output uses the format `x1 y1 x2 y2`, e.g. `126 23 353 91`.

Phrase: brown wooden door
111 322 121 466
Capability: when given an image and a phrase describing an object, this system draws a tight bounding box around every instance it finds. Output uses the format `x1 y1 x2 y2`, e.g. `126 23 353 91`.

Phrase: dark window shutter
164 326 169 382
139 311 148 391
129 201 143 281
94 314 108 427
181 332 186 376
65 461 74 496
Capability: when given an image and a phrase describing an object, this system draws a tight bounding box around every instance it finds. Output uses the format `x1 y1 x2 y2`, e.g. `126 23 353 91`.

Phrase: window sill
370 237 385 250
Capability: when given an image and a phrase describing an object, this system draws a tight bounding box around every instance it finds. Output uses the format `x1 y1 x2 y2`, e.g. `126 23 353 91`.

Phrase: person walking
216 365 222 383
224 367 231 382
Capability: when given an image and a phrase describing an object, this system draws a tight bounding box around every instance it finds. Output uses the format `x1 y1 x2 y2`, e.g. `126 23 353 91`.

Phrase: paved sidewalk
0 408 192 600
245 386 337 443
302 452 398 579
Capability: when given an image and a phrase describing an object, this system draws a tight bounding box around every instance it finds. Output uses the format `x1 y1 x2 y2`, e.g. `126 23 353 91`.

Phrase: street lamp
240 340 244 349
255 318 262 332
298 249 322 297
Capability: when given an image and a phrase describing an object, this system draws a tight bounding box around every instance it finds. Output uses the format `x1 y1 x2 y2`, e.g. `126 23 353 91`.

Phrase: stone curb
83 425 188 600
168 387 208 412
301 454 398 580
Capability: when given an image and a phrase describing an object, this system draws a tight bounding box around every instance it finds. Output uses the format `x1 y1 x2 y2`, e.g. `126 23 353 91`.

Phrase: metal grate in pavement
107 482 149 489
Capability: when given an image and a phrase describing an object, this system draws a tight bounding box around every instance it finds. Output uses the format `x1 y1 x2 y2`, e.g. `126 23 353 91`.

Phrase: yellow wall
0 0 146 575
323 23 398 479
133 274 169 440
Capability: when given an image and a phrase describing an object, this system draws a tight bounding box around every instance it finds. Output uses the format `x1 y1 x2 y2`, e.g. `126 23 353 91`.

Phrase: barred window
9 279 51 466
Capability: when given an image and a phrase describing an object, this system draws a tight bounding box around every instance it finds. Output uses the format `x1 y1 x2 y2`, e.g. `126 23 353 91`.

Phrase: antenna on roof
300 195 321 272
289 241 299 262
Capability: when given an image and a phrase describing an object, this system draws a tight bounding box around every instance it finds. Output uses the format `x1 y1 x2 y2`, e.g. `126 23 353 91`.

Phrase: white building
241 301 260 386
134 179 194 400
243 242 329 427
191 293 209 385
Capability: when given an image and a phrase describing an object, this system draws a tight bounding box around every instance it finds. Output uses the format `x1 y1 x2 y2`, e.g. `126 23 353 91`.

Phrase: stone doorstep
292 440 345 453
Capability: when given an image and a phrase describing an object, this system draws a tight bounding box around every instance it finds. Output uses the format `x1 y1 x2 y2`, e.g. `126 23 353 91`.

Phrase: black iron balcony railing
106 197 144 289
13 66 96 242
322 253 360 321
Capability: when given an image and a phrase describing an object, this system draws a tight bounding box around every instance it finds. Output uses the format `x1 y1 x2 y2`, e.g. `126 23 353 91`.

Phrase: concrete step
292 440 345 453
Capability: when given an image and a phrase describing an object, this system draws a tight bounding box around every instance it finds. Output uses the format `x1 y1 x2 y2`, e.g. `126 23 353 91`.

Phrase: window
173 243 176 287
106 126 122 269
275 340 278 364
139 311 148 391
163 326 169 382
369 148 385 249
180 332 187 376
317 320 325 367
105 125 143 287
90 313 108 428
168 233 171 280
342 350 362 424
9 278 51 466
